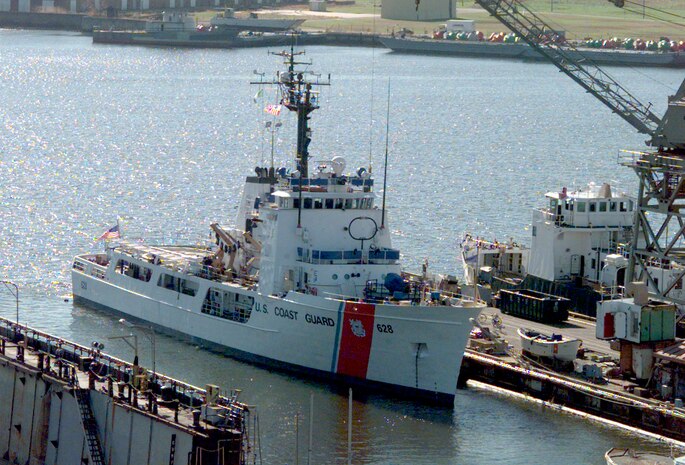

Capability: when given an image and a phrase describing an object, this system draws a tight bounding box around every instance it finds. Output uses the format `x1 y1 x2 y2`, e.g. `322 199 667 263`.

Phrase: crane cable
616 0 685 30
622 0 685 22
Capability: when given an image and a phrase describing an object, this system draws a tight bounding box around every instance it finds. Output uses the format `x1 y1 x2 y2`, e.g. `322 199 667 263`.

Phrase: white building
381 0 455 21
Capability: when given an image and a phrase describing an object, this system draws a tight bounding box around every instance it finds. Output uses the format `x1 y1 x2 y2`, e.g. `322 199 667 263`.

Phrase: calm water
1 29 684 464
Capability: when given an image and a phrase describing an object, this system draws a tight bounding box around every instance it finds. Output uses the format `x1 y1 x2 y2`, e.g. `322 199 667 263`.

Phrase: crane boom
475 0 664 142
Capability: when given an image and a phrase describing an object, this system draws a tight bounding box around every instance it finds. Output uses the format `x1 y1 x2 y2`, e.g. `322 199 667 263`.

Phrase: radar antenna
251 40 330 179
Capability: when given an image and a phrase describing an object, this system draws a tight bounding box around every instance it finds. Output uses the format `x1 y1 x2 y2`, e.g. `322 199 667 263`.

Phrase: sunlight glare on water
0 29 683 464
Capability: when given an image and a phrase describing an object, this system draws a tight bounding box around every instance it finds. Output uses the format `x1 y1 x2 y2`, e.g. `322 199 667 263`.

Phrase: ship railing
296 247 400 265
117 241 211 262
73 257 109 280
91 265 107 280
319 288 479 306
193 265 258 288
534 208 566 225
194 264 231 282
600 285 626 301
0 316 250 423
72 258 88 272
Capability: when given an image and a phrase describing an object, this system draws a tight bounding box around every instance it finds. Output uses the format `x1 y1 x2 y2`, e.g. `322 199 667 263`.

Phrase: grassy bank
209 1 685 41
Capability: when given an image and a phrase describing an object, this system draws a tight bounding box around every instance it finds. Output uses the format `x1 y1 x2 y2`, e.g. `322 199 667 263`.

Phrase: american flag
264 104 282 116
97 224 120 241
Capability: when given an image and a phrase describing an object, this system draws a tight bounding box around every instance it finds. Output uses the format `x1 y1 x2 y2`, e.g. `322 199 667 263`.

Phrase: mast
381 81 391 229
252 40 330 179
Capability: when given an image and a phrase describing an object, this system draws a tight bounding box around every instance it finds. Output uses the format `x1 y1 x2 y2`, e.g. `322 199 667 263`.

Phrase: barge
380 36 685 68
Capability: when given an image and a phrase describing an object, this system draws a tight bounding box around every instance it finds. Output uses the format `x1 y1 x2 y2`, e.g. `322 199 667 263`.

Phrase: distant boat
209 8 304 32
518 327 581 362
92 10 297 49
379 36 685 68
605 448 685 465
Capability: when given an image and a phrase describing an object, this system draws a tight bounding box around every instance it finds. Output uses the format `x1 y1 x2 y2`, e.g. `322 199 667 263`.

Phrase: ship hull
72 255 482 405
92 30 286 48
380 36 685 68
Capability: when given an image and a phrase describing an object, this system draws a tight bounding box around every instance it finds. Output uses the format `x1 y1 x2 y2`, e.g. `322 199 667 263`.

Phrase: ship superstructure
72 46 484 405
527 183 634 287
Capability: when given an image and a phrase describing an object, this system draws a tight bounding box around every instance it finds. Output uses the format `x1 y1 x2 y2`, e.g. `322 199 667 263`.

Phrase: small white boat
517 328 581 362
605 448 685 465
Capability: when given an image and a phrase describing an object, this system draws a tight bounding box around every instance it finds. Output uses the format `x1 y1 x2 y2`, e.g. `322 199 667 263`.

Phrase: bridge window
599 202 607 212
577 202 586 212
620 202 627 212
610 201 617 212
589 202 596 212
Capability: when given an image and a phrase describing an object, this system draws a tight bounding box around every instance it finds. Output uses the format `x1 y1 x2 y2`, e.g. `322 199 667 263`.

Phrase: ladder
73 388 106 465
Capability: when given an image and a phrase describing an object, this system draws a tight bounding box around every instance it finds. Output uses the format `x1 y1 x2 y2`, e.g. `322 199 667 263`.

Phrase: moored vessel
518 327 582 362
379 36 685 68
462 182 636 317
209 8 304 32
92 10 294 48
71 45 485 405
605 448 685 465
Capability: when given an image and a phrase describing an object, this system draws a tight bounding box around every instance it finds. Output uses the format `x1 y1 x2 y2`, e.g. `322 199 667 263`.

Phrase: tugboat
71 46 484 405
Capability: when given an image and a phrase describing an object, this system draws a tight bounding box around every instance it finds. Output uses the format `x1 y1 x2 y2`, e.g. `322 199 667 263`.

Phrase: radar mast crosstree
251 41 330 179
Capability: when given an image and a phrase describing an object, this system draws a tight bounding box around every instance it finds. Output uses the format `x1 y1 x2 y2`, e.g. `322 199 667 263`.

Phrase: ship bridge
538 184 635 229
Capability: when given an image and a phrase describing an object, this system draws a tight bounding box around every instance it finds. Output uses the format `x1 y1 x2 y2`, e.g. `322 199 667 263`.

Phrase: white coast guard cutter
71 46 484 404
